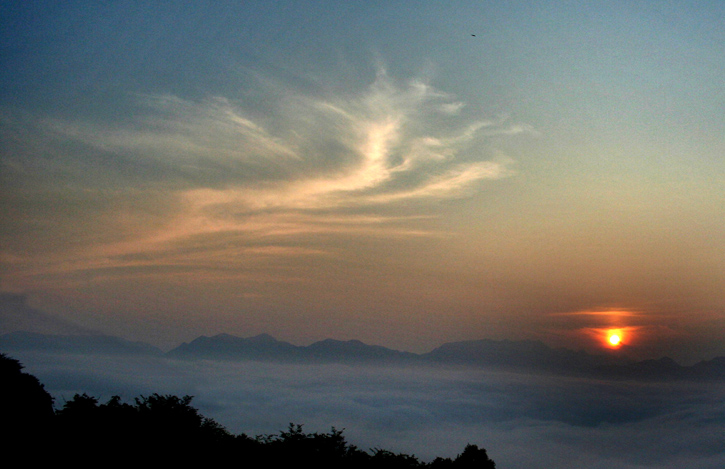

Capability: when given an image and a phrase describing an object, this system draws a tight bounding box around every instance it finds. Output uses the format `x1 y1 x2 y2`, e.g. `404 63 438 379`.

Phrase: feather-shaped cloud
1 69 534 282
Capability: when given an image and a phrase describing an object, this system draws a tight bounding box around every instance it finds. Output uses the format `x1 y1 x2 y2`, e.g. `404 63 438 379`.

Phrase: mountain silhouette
303 338 418 362
0 293 97 336
168 334 416 363
687 356 725 380
167 333 301 360
3 330 724 381
423 338 630 374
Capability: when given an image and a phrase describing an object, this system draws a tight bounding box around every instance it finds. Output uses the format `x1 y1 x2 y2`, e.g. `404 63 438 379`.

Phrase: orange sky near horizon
1 2 723 364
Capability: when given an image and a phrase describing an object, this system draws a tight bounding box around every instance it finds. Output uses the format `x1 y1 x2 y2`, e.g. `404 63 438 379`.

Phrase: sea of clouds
11 350 725 468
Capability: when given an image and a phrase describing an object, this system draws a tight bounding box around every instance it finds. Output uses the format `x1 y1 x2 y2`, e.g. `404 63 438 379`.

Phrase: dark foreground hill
0 352 495 468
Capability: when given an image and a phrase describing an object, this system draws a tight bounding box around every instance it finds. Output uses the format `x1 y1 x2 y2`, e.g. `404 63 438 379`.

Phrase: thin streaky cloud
549 310 645 317
4 68 533 284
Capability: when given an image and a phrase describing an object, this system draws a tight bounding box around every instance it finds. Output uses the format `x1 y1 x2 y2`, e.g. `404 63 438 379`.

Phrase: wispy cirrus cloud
2 68 534 285
50 69 527 206
127 73 523 238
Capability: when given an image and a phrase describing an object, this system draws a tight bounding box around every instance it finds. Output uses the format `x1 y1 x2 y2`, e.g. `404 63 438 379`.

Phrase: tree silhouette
256 423 372 467
53 392 234 464
454 444 496 468
370 448 421 468
1 353 496 467
0 353 54 445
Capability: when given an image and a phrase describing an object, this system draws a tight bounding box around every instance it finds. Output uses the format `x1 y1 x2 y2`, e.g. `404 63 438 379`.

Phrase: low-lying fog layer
12 351 725 468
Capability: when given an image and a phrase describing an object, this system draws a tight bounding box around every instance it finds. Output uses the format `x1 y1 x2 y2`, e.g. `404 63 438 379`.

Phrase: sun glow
607 330 623 348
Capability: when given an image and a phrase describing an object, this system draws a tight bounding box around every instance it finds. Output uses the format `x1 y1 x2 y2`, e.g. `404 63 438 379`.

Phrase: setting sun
606 329 624 348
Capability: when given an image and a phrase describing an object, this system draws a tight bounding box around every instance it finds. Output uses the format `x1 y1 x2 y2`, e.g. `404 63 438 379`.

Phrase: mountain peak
247 333 277 343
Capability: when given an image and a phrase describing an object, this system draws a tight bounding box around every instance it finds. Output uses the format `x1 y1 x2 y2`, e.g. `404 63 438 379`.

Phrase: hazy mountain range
2 330 724 382
3 292 724 380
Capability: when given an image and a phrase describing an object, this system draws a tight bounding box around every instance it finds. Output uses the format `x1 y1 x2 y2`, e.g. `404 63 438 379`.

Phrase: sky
1 1 724 362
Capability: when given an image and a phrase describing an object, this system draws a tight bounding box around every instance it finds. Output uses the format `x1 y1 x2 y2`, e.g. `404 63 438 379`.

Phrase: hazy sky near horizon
2 1 724 361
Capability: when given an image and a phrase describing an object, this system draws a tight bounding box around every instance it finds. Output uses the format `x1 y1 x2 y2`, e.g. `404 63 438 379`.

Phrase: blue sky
2 1 724 361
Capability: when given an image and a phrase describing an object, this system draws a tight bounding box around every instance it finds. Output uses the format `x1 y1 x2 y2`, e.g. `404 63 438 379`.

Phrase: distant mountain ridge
422 338 725 381
167 333 725 380
2 330 724 381
0 293 97 336
0 330 163 356
168 333 300 360
167 333 417 363
423 338 626 373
